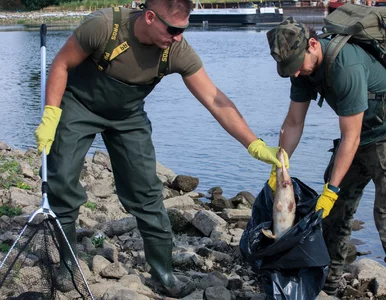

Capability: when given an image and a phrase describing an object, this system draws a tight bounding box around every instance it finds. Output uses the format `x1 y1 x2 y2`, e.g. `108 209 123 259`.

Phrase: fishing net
0 213 94 300
0 23 94 300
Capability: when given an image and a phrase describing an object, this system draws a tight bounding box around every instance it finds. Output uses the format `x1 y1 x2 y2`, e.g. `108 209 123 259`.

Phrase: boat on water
189 1 284 26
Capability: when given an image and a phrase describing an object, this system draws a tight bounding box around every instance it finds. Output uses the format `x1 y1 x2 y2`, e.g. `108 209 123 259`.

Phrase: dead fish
262 148 296 240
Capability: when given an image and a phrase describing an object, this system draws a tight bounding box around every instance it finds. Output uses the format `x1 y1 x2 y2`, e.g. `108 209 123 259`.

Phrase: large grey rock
171 174 199 192
19 161 34 178
156 161 176 183
0 142 10 150
198 271 229 290
204 286 231 300
9 187 40 207
207 187 223 199
192 210 227 236
210 195 233 212
229 191 255 209
92 255 111 275
196 247 232 266
88 180 114 198
167 208 191 232
345 258 386 296
102 287 142 300
163 195 195 210
100 262 128 279
100 216 137 237
92 150 112 170
221 209 251 222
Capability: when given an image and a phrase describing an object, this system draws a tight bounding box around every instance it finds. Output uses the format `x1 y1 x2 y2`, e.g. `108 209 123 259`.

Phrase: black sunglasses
141 4 189 35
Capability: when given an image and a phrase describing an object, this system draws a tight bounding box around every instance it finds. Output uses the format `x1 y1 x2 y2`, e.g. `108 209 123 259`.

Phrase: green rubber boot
55 222 78 293
144 239 196 298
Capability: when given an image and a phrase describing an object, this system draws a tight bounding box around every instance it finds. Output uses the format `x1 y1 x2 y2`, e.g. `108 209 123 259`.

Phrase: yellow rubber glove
315 183 339 218
268 168 277 193
34 105 62 155
267 150 290 193
248 139 282 167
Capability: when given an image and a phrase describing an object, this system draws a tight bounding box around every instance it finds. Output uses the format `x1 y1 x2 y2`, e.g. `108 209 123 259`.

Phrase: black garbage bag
240 177 330 300
261 267 328 300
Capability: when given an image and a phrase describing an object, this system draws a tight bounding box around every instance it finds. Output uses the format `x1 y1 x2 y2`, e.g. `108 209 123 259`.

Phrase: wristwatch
327 183 340 193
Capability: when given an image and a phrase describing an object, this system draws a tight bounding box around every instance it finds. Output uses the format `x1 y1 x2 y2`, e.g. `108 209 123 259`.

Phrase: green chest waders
46 32 195 300
47 54 173 241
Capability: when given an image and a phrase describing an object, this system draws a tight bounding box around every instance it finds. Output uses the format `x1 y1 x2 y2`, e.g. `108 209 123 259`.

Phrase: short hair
145 0 193 17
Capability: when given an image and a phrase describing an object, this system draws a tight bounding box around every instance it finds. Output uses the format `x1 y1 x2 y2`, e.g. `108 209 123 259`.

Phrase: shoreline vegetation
0 0 281 26
0 10 89 26
3 0 136 26
0 1 327 27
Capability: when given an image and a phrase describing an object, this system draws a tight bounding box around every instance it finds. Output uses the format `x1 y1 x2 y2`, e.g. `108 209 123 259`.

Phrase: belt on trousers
368 92 386 100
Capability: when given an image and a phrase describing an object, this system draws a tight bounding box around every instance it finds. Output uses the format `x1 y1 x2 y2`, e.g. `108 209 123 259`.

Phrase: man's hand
267 150 290 194
34 105 62 155
315 183 339 218
248 139 288 168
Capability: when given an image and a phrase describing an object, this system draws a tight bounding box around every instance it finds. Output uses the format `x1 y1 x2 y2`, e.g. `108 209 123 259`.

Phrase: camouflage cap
266 17 310 78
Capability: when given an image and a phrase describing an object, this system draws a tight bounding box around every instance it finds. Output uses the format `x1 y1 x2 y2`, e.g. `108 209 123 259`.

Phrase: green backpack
320 3 386 89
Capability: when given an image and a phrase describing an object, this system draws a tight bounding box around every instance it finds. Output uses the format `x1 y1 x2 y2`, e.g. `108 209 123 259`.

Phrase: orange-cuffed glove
315 183 339 218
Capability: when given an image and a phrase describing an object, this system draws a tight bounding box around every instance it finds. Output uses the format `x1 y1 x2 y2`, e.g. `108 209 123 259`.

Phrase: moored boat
189 1 283 25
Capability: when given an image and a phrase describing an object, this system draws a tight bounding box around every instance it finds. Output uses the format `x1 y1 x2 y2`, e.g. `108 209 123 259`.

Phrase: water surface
0 26 384 265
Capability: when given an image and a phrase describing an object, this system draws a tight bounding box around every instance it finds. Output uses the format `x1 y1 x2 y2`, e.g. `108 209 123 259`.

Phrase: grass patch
0 155 32 190
0 159 20 175
0 243 11 253
0 156 21 189
0 205 22 217
83 201 97 211
16 182 32 190
91 235 104 248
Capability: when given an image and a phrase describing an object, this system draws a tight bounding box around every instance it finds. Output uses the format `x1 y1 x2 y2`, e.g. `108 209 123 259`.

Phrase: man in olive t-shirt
33 0 288 298
266 17 386 296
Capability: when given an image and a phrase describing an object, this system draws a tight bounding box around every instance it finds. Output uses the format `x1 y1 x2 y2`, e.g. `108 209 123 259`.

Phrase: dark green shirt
290 39 386 146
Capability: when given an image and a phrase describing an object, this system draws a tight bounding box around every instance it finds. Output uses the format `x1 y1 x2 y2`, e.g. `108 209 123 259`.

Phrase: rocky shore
0 141 385 300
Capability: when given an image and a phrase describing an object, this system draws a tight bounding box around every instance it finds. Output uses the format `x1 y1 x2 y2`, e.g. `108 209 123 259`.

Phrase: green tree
21 0 55 10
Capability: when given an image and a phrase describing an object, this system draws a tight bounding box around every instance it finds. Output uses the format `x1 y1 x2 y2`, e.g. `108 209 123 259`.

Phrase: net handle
40 24 49 207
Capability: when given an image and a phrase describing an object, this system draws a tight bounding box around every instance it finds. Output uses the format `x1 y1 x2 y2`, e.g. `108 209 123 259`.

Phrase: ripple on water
0 27 384 265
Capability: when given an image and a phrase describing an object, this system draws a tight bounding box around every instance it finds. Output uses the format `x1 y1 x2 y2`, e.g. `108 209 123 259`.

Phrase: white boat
189 1 283 25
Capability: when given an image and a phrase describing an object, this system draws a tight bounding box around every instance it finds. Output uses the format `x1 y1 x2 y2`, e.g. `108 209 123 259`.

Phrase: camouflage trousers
322 138 386 295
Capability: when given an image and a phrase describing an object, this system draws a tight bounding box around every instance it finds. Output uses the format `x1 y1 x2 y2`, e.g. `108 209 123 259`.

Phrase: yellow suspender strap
97 7 130 71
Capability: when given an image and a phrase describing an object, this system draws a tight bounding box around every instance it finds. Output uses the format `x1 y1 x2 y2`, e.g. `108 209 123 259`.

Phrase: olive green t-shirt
290 39 386 145
73 8 203 85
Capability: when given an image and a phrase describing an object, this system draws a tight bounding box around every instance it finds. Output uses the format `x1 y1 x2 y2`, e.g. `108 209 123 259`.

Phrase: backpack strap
318 34 352 107
324 34 352 90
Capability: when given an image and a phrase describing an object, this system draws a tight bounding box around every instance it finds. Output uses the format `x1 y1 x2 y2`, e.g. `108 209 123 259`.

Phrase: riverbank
0 141 386 299
0 5 327 26
0 10 89 25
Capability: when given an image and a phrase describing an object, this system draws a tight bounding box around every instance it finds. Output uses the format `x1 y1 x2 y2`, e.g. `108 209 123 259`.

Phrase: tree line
22 0 85 10
0 0 126 11
21 0 59 10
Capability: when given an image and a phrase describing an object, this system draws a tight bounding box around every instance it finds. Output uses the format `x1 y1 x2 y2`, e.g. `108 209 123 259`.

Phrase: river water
0 24 384 265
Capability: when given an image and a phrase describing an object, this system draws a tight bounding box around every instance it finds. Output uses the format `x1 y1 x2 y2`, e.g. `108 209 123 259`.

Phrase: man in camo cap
265 16 386 296
267 16 310 78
